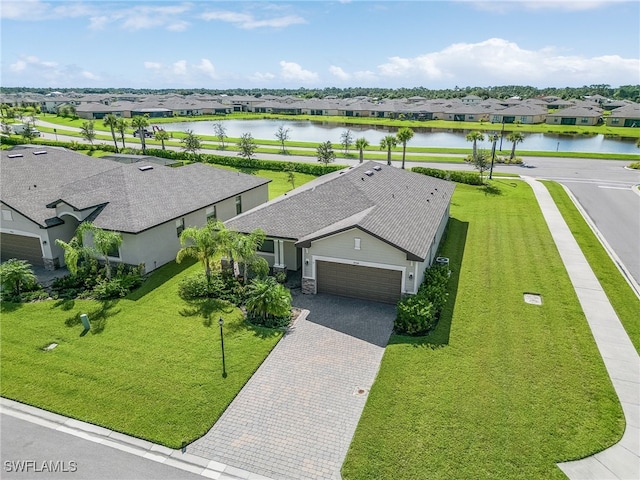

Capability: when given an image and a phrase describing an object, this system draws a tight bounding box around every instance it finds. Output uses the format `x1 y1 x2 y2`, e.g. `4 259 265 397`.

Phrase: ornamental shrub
411 166 483 185
394 263 451 336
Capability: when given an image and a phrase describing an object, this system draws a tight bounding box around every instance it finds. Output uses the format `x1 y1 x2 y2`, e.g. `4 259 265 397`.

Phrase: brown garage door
1 233 43 266
316 261 402 304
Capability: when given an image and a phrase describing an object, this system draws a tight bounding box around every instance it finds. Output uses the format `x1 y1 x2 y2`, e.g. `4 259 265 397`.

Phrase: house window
354 238 361 250
2 210 13 221
611 118 619 124
235 195 242 215
581 117 589 124
106 244 121 258
520 116 527 123
206 206 217 223
259 239 275 253
176 218 185 237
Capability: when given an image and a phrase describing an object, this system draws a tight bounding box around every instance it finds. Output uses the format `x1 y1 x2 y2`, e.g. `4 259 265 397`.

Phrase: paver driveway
187 293 396 480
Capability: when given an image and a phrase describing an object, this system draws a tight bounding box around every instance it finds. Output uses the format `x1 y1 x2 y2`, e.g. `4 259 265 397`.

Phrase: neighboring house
489 104 548 124
226 162 455 304
546 105 603 126
605 103 640 127
0 147 270 272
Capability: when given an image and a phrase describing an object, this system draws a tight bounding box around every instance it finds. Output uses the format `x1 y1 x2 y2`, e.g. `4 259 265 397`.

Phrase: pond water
159 119 638 154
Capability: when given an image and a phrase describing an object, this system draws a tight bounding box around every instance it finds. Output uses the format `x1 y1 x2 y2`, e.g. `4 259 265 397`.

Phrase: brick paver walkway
188 294 395 480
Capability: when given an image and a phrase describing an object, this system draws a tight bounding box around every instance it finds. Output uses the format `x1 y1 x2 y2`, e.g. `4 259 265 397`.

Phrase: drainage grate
353 387 369 396
523 293 542 305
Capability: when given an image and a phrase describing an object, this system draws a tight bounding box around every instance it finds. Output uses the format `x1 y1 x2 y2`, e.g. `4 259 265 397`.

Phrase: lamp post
218 317 227 378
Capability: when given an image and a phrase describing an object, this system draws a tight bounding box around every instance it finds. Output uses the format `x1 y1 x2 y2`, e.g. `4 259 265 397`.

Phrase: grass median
0 260 283 448
342 180 623 479
540 180 640 353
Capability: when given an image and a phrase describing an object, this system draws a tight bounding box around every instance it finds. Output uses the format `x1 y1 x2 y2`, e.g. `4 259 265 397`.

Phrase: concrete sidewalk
524 177 640 480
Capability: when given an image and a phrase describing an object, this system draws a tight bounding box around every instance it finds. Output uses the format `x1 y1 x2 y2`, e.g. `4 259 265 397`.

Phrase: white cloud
329 66 351 81
250 72 277 83
196 59 218 79
201 10 305 29
88 4 193 31
375 38 640 86
7 55 102 85
144 62 163 70
1 0 54 20
468 0 624 13
279 61 319 82
81 71 100 81
172 60 188 76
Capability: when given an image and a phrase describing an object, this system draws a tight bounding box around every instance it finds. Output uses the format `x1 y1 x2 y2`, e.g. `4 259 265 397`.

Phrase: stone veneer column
301 277 316 295
43 257 59 271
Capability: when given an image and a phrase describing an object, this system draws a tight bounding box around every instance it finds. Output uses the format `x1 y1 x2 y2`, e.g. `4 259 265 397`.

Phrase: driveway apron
187 293 396 480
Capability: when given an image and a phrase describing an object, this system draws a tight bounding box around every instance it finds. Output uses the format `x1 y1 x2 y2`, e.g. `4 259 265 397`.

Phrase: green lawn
0 260 282 448
342 181 623 480
541 180 640 353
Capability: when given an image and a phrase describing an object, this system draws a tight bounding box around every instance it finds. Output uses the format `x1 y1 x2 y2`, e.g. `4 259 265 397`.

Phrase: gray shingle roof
1 147 269 233
226 162 455 261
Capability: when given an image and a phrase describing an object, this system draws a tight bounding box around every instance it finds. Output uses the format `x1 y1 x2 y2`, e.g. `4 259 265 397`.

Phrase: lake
158 119 639 154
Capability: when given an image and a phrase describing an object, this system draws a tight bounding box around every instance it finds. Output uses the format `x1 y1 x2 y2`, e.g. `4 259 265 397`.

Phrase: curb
0 398 274 480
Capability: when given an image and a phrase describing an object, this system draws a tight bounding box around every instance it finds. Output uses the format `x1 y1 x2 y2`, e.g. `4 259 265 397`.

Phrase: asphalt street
0 414 202 480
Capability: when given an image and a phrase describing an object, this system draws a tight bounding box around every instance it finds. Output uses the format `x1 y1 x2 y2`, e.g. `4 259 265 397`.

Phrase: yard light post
218 317 227 378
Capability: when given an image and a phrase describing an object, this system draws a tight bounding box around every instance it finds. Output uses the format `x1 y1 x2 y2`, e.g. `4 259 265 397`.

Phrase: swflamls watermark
4 460 78 473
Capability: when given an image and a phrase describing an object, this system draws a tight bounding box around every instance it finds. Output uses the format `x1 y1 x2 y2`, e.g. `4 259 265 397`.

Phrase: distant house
546 105 603 126
0 147 270 272
605 103 640 127
489 104 548 124
226 162 455 304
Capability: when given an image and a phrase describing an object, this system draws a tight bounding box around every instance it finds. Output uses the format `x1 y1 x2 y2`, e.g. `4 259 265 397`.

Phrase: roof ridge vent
138 165 153 171
32 150 47 155
7 153 23 158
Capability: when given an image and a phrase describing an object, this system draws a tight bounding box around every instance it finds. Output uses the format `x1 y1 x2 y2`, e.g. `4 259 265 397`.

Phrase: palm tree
131 115 150 153
316 140 336 165
396 127 414 169
154 129 170 150
488 133 500 179
55 222 95 275
245 276 292 324
176 221 227 285
466 131 485 162
103 114 120 153
80 120 96 144
181 129 201 154
355 137 369 163
0 259 37 297
507 131 525 161
90 227 123 280
115 117 129 149
380 135 397 166
234 228 266 284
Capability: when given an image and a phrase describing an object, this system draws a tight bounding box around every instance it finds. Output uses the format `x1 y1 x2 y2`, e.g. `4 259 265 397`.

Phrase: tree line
2 84 639 102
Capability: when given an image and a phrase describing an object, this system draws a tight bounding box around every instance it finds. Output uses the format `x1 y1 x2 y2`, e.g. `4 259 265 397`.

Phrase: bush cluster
629 161 640 170
411 166 484 185
394 264 450 336
52 260 144 300
177 270 245 305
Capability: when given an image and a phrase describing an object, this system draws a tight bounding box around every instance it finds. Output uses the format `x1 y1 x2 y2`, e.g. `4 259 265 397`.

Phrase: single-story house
1 147 270 272
226 162 455 304
545 105 603 126
605 103 640 127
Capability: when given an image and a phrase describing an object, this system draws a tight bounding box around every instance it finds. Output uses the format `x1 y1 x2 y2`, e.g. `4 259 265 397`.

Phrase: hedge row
145 148 347 176
411 166 484 185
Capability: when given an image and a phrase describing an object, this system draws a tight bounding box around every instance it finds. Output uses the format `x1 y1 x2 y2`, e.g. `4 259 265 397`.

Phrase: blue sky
1 0 638 89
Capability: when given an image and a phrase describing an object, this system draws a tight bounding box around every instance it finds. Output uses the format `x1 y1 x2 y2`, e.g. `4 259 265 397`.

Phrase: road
0 414 202 480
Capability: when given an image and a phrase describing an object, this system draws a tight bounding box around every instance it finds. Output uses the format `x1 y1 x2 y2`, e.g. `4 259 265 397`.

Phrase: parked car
133 129 153 138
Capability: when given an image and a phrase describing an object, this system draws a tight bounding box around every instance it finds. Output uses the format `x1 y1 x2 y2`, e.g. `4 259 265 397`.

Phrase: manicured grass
0 260 282 448
541 180 640 353
342 181 623 480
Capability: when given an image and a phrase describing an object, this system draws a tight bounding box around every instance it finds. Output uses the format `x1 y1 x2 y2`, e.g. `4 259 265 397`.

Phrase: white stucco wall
301 228 423 295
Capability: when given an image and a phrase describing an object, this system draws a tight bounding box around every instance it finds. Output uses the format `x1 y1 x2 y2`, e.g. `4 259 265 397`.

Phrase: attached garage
0 233 43 266
316 261 402 304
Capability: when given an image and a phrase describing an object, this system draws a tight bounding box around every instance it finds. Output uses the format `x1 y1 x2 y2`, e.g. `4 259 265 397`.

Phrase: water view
159 119 639 155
